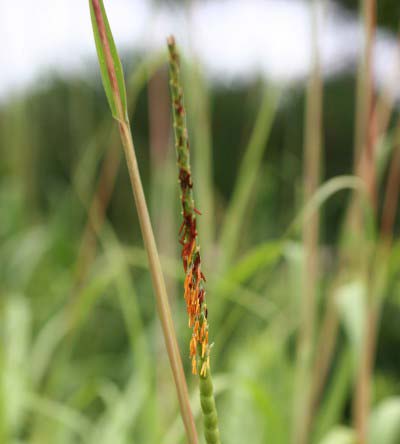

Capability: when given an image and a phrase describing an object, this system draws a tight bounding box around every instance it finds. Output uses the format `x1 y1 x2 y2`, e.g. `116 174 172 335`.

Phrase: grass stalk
293 1 323 443
353 1 377 442
373 32 399 140
353 0 368 167
89 2 198 443
148 67 176 296
167 36 221 444
219 87 279 269
381 120 400 243
73 135 121 288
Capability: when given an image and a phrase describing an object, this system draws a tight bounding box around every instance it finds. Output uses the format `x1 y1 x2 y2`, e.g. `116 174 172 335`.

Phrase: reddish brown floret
179 207 209 373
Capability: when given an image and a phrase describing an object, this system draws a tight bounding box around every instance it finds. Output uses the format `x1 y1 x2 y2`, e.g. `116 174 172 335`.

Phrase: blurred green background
1 1 400 443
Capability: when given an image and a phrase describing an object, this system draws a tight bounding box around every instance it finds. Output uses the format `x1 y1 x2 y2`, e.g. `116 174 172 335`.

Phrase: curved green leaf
289 175 365 236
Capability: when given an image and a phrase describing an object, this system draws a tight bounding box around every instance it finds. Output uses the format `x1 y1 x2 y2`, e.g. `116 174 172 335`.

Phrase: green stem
118 119 198 444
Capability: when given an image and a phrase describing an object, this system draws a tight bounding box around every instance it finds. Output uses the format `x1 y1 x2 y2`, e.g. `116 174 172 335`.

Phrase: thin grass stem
353 1 377 442
293 1 323 442
219 87 280 269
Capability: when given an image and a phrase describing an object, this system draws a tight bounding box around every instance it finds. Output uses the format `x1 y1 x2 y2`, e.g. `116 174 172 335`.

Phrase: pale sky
1 0 399 100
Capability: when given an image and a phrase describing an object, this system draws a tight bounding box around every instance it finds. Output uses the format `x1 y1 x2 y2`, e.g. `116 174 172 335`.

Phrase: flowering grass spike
167 36 211 377
168 36 221 444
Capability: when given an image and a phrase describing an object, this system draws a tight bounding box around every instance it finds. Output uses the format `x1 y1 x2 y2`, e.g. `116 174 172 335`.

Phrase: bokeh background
1 1 400 443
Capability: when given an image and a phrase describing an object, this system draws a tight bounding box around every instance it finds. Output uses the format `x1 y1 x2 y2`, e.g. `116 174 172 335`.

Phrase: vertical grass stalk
293 1 323 443
167 36 221 444
219 87 279 269
89 2 198 443
380 120 400 243
353 1 377 442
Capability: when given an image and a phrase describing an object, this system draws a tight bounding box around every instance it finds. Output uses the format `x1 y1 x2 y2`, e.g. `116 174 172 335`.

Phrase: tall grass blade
353 1 378 442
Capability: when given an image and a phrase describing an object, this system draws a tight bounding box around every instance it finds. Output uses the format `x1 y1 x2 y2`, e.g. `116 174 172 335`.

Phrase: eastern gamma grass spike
167 35 221 444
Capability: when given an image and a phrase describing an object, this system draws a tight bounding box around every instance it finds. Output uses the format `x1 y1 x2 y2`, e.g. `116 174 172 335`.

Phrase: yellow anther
192 356 197 375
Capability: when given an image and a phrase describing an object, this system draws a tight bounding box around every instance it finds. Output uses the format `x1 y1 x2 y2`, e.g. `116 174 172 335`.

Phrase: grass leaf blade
89 0 127 121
